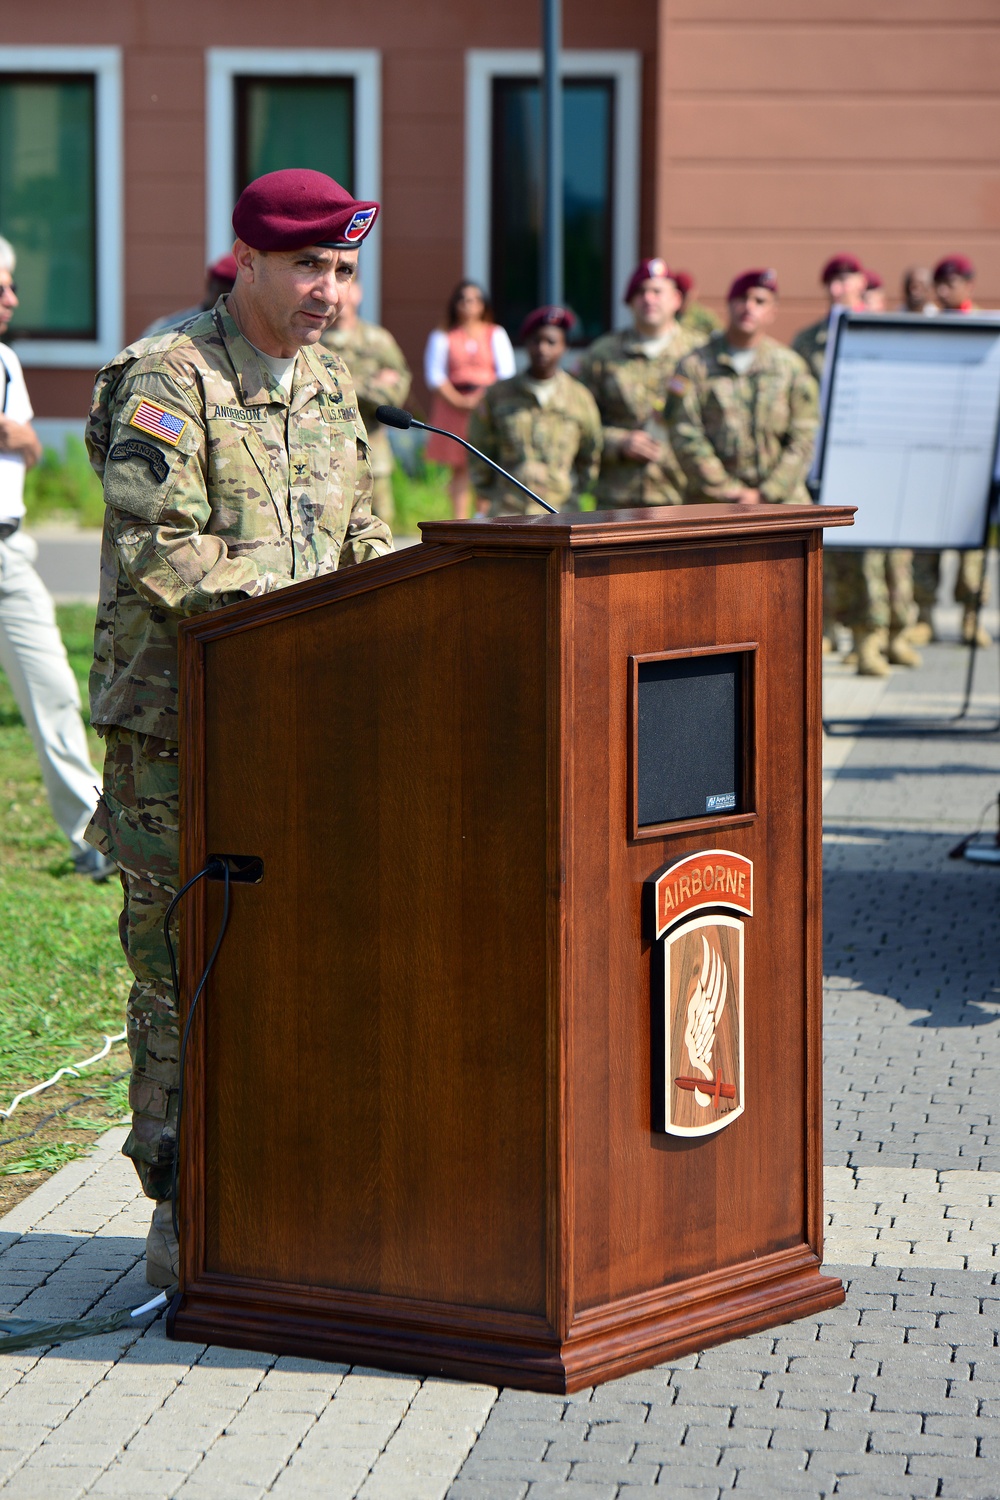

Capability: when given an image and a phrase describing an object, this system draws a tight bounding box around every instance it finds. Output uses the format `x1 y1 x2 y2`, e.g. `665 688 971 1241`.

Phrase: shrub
23 437 105 529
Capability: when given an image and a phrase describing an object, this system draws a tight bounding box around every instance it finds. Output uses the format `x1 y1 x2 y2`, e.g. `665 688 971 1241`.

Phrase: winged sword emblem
683 933 728 1107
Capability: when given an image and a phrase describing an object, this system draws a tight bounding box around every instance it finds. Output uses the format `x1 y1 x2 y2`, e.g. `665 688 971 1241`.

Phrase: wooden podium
168 503 853 1391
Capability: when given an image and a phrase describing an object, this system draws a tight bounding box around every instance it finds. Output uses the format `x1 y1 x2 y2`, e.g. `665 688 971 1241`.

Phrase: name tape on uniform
213 404 268 421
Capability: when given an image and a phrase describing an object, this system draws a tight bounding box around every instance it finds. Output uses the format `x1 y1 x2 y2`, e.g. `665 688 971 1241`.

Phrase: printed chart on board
816 313 1000 549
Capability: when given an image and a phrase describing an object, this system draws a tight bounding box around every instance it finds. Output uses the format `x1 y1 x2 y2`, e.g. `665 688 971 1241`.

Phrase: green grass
390 459 452 535
0 605 130 1195
23 437 105 529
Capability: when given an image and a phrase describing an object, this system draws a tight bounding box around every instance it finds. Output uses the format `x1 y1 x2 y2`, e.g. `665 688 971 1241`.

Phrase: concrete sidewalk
2 639 999 1500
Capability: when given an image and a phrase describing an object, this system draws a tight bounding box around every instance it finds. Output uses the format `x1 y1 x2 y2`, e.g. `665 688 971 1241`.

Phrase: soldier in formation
578 259 705 508
321 275 411 524
83 169 391 1287
468 306 601 515
911 255 991 648
792 254 919 676
665 268 818 506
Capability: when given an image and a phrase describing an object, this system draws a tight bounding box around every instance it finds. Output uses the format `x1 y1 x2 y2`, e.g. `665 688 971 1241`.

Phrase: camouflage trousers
912 550 988 616
85 727 179 1202
824 550 915 634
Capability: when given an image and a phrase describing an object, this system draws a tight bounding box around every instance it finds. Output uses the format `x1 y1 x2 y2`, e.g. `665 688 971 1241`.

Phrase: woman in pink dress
424 281 515 519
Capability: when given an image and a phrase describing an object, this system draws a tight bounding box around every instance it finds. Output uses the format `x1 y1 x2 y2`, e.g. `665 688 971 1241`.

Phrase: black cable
162 858 230 1242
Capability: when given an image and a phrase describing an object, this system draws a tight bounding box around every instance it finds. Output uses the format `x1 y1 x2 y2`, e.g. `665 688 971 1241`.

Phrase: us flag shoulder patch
130 399 188 446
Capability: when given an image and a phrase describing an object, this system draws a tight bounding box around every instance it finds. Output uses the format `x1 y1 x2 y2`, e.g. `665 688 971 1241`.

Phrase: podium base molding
168 1245 844 1393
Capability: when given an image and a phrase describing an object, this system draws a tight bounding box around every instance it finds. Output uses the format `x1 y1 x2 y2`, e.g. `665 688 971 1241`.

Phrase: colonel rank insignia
646 849 753 1138
129 399 188 446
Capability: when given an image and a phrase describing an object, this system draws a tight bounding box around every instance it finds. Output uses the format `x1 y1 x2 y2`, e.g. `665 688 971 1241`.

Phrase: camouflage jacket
86 299 391 740
320 317 411 478
577 323 705 505
467 370 602 514
791 316 830 383
680 301 722 338
666 332 819 504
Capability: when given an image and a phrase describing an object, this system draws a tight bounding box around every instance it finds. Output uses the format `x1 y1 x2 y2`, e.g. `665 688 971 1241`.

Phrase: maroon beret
519 305 575 342
208 253 238 283
821 254 863 285
727 267 778 301
864 268 884 291
934 254 974 282
673 270 694 298
623 257 678 304
232 169 379 252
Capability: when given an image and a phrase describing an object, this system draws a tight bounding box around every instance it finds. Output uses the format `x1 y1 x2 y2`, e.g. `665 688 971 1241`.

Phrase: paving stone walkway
1 623 998 1499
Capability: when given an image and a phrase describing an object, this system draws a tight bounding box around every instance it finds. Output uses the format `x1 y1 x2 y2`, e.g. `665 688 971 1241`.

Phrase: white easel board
815 312 1000 549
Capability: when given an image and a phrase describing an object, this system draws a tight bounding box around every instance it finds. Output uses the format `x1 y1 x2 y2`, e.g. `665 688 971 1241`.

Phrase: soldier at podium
469 305 601 515
666 268 818 506
82 168 392 1289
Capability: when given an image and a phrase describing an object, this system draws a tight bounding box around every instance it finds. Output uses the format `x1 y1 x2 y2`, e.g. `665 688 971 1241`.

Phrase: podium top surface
420 502 855 550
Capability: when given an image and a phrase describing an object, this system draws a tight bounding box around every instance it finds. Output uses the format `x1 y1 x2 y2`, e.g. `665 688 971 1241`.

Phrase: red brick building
1 0 997 438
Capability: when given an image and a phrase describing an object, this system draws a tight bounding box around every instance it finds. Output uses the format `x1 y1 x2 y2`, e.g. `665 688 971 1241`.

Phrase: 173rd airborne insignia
646 851 753 1138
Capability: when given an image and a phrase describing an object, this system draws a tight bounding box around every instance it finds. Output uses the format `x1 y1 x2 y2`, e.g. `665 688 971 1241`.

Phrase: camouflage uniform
320 317 411 524
468 370 602 514
84 299 391 1199
577 323 705 506
680 301 722 339
665 332 818 504
793 316 917 640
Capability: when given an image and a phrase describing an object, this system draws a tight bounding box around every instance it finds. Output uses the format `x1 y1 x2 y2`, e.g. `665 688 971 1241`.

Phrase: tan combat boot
146 1199 179 1288
908 619 933 646
855 628 891 677
962 610 993 649
887 631 922 668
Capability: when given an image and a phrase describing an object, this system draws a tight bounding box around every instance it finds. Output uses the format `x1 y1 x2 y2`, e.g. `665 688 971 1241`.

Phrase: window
491 78 613 343
235 78 355 194
207 51 381 319
0 75 95 339
466 51 640 344
0 47 121 367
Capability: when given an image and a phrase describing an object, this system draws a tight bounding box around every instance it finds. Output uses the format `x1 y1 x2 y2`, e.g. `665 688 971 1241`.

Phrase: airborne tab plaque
648 851 752 1138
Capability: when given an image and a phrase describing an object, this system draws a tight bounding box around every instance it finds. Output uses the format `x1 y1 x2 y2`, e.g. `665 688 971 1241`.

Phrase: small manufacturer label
706 792 737 812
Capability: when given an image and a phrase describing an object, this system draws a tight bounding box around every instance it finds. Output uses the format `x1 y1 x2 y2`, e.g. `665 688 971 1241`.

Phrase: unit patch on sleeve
108 439 170 484
129 399 188 446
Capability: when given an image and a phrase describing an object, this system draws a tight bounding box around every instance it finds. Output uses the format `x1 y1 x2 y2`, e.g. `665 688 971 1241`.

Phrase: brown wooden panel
196 553 549 1315
568 539 813 1312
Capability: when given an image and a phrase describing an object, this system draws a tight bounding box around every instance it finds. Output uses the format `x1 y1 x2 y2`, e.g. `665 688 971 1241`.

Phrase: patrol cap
623 257 679 303
934 254 974 282
232 169 380 252
727 268 778 301
208 253 238 282
519 305 575 341
821 254 863 285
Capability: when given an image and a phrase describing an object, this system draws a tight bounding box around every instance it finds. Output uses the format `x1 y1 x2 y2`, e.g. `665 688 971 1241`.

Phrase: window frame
0 46 122 368
206 49 382 322
465 50 640 337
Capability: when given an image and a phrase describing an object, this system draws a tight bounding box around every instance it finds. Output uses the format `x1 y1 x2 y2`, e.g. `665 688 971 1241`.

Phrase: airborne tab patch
130 399 188 446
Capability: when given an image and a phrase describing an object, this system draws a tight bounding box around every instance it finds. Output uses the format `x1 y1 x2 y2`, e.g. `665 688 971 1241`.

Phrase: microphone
375 405 558 516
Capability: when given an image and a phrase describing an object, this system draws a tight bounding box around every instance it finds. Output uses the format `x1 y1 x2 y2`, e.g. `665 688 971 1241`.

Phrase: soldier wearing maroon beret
578 258 708 507
83 168 392 1289
666 268 818 508
468 306 602 514
913 254 991 646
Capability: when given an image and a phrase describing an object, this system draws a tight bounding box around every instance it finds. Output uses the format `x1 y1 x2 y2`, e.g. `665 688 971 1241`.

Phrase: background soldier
674 270 722 339
666 268 818 506
578 258 705 507
901 266 937 314
793 254 919 674
321 276 411 523
83 169 391 1287
469 306 601 515
912 254 991 648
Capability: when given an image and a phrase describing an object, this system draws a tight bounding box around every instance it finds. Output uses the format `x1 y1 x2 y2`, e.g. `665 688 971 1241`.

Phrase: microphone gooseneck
375 405 558 516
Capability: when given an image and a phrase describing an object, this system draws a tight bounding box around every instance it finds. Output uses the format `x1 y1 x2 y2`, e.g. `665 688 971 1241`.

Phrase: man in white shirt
0 234 110 878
